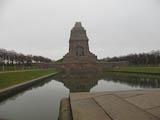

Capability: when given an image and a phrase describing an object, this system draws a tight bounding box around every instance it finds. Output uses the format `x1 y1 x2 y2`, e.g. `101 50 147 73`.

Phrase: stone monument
39 22 129 71
63 22 98 72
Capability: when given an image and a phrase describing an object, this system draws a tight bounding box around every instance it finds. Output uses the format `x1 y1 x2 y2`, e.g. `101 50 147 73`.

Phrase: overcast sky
0 0 160 60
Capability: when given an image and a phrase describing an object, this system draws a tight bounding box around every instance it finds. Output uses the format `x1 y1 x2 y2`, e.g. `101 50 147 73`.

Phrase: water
0 72 160 120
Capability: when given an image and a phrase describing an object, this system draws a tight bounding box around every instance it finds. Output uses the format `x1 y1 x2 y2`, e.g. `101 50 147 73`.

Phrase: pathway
60 89 160 120
0 69 46 74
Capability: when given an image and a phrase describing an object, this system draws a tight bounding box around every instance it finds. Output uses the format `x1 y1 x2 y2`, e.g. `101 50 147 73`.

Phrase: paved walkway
0 69 45 74
69 89 160 120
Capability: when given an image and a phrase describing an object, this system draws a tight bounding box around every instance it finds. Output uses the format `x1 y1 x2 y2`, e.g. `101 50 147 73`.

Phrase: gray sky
0 0 160 60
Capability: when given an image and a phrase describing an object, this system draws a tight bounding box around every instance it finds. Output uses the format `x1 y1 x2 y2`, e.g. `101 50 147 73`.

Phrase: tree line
0 48 52 65
102 50 160 66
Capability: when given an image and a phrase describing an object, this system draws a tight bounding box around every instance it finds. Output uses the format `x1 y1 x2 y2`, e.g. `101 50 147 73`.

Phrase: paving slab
126 92 160 109
94 94 159 120
70 89 160 101
70 92 111 101
147 107 160 118
71 98 111 120
114 89 160 98
69 89 160 120
114 90 147 98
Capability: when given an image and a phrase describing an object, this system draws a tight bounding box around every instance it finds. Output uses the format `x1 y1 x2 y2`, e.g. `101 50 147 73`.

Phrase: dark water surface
0 72 160 120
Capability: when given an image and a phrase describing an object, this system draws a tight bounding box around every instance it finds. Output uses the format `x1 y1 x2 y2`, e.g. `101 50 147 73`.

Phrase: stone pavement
0 69 46 74
69 89 160 120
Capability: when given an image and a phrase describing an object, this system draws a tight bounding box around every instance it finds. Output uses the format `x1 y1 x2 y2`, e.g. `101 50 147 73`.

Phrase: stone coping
59 98 72 120
0 72 59 102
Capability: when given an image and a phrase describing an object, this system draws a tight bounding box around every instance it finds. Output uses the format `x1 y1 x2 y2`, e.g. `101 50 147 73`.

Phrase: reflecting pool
0 72 160 120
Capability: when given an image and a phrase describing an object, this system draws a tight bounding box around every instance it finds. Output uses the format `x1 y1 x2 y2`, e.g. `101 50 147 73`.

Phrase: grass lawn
104 67 160 73
107 72 160 79
0 69 58 90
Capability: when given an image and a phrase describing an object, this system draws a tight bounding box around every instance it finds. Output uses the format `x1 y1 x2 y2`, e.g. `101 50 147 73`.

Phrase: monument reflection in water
53 72 160 92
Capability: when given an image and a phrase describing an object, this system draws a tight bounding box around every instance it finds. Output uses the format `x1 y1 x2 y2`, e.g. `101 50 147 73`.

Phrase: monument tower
63 22 98 72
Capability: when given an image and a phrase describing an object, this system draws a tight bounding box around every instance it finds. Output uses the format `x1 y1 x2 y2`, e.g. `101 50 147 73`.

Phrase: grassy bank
104 67 160 74
105 71 160 80
0 69 58 90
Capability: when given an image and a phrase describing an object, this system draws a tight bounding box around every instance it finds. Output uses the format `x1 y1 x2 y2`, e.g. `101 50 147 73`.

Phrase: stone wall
37 61 129 73
61 61 129 73
98 61 129 68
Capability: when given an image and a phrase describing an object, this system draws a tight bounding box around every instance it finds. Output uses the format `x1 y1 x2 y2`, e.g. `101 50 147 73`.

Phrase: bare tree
0 48 52 66
102 50 160 66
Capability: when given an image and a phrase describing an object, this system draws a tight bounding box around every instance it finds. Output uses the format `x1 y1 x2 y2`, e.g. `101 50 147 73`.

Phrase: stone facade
63 22 97 63
63 22 98 72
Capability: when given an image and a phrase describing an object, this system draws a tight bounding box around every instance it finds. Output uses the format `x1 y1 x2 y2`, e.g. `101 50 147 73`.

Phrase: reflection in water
102 73 160 88
53 72 160 92
0 76 57 104
0 76 69 120
53 73 100 92
0 72 160 120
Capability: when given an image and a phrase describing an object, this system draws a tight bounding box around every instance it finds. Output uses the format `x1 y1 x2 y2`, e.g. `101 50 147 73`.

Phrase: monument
41 22 129 72
63 22 98 72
